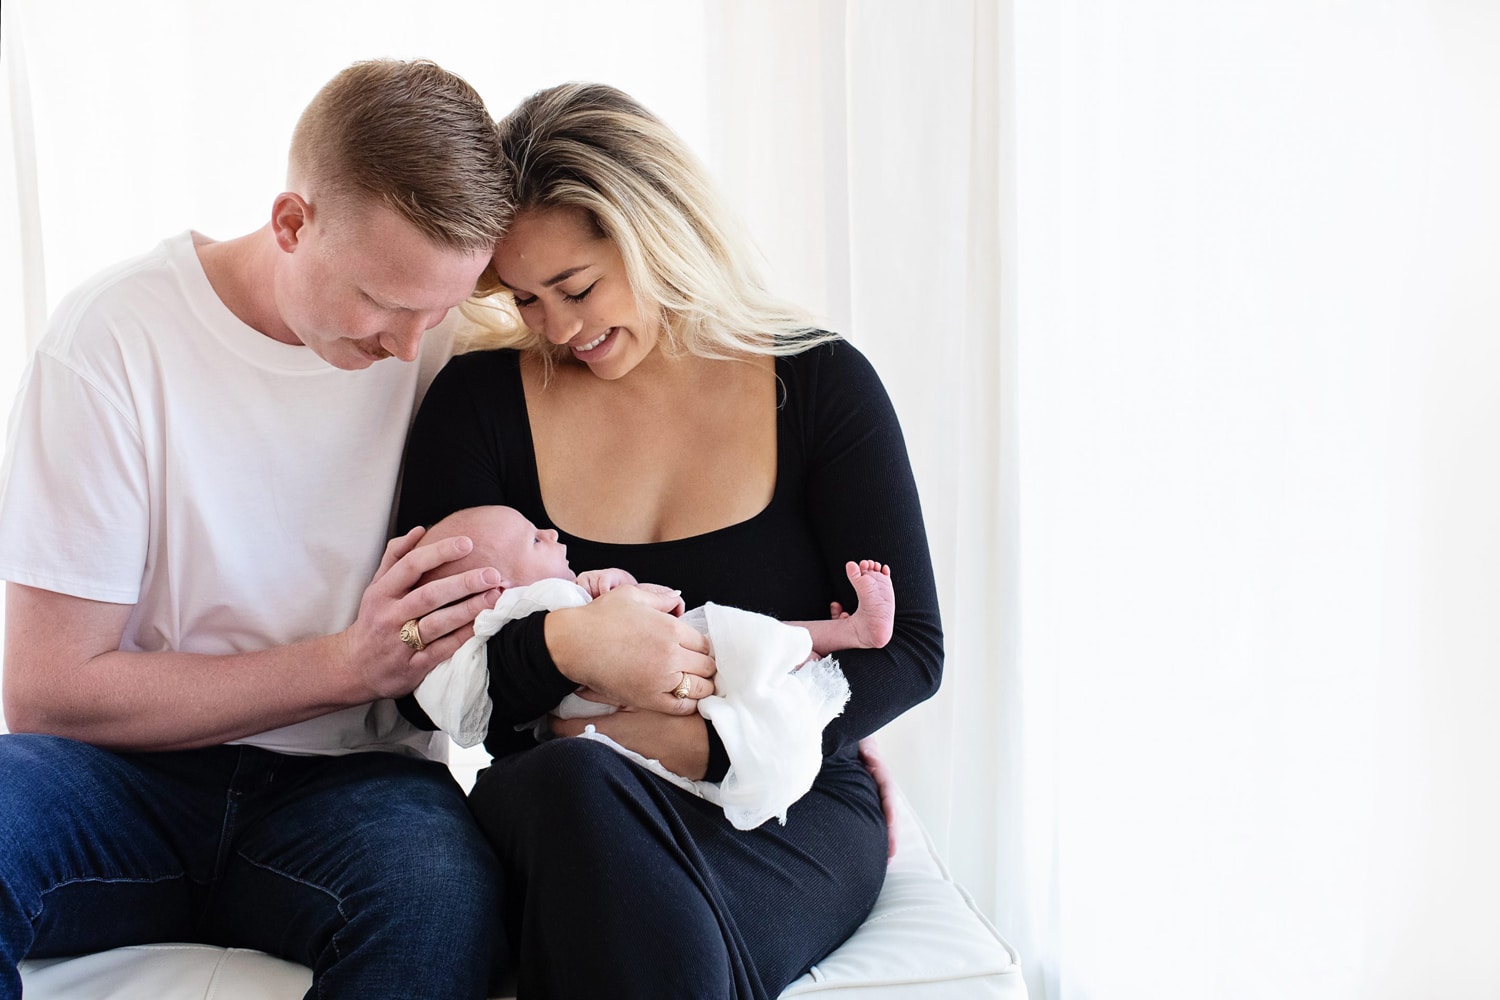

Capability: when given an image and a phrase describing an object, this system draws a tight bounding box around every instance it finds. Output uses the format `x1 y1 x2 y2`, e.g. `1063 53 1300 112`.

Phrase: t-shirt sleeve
0 351 149 603
794 342 945 752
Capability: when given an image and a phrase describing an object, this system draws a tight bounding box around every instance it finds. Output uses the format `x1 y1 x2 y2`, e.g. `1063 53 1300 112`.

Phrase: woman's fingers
657 668 713 715
547 586 716 711
634 582 686 615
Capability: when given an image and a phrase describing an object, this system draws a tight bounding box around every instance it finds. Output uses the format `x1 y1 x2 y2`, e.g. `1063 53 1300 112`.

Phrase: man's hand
859 737 900 860
545 584 714 714
339 526 502 699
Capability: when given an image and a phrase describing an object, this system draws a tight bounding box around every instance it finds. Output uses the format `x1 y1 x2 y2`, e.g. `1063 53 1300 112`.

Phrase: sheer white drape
6 3 1500 998
705 0 1011 903
1004 3 1500 998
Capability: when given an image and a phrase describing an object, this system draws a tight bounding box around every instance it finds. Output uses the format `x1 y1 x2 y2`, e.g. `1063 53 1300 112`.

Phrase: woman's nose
543 307 583 345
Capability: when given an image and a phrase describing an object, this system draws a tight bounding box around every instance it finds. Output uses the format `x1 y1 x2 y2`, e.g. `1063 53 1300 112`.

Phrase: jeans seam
231 849 348 997
32 872 190 923
230 851 343 904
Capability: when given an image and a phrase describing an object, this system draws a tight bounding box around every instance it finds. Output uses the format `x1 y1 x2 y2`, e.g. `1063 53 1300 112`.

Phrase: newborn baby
414 503 895 664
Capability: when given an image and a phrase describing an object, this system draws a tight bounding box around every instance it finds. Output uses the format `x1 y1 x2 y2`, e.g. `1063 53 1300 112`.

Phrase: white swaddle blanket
413 578 851 829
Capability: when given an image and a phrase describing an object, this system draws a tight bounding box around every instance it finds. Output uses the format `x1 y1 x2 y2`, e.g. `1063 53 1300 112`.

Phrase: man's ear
271 191 312 253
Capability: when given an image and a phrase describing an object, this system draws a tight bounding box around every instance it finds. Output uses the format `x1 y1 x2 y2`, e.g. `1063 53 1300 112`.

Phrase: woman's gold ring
399 618 426 652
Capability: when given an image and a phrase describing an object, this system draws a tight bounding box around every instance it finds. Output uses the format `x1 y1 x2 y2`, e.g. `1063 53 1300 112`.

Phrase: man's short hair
290 59 509 253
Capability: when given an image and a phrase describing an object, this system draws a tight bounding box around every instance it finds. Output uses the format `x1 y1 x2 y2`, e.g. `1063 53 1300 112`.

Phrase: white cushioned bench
20 749 1026 999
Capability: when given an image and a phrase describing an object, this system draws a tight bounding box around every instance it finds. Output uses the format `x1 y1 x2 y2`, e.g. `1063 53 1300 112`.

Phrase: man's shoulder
41 235 193 362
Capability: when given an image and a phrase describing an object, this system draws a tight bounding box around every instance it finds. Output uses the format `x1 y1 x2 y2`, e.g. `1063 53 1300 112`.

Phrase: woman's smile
572 327 615 355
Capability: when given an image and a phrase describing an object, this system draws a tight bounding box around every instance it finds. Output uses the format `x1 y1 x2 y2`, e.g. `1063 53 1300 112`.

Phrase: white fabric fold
690 603 852 829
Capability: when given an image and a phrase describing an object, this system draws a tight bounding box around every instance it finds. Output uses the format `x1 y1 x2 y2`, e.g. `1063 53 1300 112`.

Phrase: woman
396 82 943 998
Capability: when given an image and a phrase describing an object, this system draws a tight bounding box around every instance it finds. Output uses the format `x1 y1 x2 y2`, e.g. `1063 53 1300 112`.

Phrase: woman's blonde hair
469 82 834 362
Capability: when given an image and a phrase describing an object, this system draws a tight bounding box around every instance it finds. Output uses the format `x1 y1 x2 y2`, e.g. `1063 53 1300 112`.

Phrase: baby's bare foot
843 560 895 649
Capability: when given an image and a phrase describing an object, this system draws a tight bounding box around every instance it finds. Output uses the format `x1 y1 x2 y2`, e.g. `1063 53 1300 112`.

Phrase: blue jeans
0 734 502 999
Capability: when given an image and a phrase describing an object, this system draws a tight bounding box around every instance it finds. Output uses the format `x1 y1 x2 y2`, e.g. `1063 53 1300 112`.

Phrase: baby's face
480 507 574 587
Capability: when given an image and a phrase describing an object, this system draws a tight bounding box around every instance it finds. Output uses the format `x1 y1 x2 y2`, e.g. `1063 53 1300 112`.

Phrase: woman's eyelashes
510 280 595 309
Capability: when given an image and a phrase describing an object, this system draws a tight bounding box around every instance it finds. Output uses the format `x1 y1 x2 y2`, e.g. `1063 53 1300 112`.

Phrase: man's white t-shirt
0 231 456 758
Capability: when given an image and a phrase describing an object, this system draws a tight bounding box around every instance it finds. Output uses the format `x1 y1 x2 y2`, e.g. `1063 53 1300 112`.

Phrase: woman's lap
469 737 886 999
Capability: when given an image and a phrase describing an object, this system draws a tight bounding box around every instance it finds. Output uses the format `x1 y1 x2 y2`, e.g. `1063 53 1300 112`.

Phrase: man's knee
339 760 500 919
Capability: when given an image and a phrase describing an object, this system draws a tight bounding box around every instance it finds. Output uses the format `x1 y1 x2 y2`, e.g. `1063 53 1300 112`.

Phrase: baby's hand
576 567 639 599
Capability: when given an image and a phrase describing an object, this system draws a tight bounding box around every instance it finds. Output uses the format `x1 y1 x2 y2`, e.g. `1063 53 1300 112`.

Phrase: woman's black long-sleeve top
395 339 943 764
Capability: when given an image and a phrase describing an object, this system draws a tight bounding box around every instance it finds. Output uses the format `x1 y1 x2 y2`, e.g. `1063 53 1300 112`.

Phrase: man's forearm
3 632 373 752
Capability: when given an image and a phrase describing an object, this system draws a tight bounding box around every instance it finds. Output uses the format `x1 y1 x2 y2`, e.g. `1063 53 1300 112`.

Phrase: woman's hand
552 709 711 780
574 570 686 615
633 582 686 616
545 585 715 713
339 526 502 699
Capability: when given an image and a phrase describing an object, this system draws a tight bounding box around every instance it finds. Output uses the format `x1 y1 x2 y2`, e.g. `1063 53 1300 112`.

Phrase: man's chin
318 346 384 372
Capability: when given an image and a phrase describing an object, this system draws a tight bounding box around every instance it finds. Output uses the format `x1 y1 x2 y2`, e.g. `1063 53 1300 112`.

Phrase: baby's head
415 505 574 590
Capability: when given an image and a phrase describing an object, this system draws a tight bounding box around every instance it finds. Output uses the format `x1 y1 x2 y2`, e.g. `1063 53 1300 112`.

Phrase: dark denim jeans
0 734 501 999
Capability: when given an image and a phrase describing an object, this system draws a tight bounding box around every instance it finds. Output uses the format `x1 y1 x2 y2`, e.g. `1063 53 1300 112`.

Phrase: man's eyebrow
495 266 588 292
362 288 416 311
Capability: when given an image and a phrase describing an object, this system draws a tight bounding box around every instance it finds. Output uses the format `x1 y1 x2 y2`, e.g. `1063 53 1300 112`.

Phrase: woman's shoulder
446 345 524 370
779 333 887 393
431 345 524 388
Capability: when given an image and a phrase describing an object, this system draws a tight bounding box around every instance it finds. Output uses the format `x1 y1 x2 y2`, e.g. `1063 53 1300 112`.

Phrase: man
0 59 511 998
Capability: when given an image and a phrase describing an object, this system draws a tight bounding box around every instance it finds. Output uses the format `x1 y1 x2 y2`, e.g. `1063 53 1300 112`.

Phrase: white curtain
998 2 1500 998
6 3 1500 998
